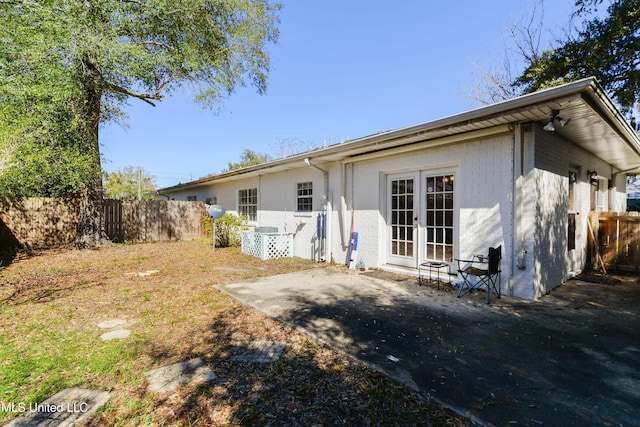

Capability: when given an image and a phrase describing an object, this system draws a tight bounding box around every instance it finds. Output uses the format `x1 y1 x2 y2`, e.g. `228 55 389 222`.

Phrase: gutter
584 80 640 163
159 78 640 193
155 190 171 200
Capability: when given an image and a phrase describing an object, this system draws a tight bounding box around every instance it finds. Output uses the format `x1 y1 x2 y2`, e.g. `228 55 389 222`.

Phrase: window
425 174 454 262
238 188 257 221
297 182 313 212
187 195 197 201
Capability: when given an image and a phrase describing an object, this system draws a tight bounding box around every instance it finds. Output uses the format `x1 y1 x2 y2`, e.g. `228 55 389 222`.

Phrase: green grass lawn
0 240 467 426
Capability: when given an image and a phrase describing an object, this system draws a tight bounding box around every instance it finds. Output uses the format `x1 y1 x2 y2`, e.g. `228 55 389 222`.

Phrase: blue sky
100 0 579 189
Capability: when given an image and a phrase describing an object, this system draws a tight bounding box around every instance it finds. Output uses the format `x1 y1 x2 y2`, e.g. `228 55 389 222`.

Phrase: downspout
258 174 262 224
512 123 526 297
340 160 349 249
305 158 331 263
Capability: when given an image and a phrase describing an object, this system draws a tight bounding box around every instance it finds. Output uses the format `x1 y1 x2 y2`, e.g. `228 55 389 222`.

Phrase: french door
387 171 455 268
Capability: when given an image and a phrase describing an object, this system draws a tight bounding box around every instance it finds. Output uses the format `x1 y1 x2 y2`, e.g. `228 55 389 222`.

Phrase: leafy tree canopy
0 0 280 198
517 0 640 110
225 148 271 171
103 166 157 200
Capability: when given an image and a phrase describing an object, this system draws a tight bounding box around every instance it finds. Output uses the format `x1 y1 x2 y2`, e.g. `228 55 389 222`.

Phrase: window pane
445 246 453 262
445 194 453 209
445 211 453 227
427 211 434 226
445 228 453 244
426 177 434 192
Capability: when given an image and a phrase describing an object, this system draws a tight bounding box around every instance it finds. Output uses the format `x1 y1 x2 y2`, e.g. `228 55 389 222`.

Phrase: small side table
418 261 450 289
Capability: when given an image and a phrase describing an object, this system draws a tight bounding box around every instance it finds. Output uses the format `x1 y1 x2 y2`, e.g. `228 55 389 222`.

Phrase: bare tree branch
465 0 558 104
103 82 164 106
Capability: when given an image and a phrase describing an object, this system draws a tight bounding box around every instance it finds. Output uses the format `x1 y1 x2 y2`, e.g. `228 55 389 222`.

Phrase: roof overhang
159 77 640 193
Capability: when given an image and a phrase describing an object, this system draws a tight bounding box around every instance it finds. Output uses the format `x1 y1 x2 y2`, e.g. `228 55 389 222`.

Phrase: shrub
202 213 248 247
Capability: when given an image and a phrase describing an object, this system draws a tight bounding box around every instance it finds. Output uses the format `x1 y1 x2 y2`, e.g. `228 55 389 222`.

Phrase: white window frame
238 188 258 222
296 181 313 212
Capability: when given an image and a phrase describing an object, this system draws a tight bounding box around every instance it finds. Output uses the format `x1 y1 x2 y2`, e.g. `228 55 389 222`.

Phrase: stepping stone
97 319 127 329
125 270 159 277
231 341 286 363
144 358 217 394
137 270 159 277
99 329 131 341
4 387 110 427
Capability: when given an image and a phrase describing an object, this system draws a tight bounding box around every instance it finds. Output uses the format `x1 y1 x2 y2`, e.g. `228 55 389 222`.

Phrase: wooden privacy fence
0 197 82 249
0 198 206 250
596 212 640 272
104 200 206 243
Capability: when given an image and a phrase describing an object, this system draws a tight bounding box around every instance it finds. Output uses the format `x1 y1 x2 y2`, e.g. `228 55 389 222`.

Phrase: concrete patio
217 267 640 426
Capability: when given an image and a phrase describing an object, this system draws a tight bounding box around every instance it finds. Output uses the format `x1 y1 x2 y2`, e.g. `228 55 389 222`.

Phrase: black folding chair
455 245 501 303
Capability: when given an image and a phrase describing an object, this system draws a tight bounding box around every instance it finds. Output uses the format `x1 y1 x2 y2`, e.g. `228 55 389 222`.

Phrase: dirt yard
0 240 468 426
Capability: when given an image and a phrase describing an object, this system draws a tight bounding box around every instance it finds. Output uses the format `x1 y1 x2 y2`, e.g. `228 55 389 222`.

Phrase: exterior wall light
543 109 571 132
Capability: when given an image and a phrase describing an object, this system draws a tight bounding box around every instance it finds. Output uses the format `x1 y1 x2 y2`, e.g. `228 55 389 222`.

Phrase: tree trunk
74 55 108 248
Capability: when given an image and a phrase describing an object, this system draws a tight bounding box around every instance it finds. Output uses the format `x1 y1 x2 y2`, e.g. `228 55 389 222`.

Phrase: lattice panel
267 234 292 259
241 231 261 258
241 231 293 260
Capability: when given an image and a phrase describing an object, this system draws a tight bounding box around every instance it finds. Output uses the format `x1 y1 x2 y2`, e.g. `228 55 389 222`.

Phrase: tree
0 0 280 244
467 0 576 104
226 149 271 171
0 3 100 199
103 166 157 201
517 0 640 110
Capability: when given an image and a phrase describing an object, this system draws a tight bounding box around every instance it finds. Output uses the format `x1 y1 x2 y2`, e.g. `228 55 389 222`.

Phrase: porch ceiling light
543 109 571 132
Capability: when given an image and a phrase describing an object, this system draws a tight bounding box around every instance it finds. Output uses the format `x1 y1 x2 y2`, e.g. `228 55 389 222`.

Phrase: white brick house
157 78 640 300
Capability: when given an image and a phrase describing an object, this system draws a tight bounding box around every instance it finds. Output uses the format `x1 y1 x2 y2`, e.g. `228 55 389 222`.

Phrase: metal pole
212 221 216 252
